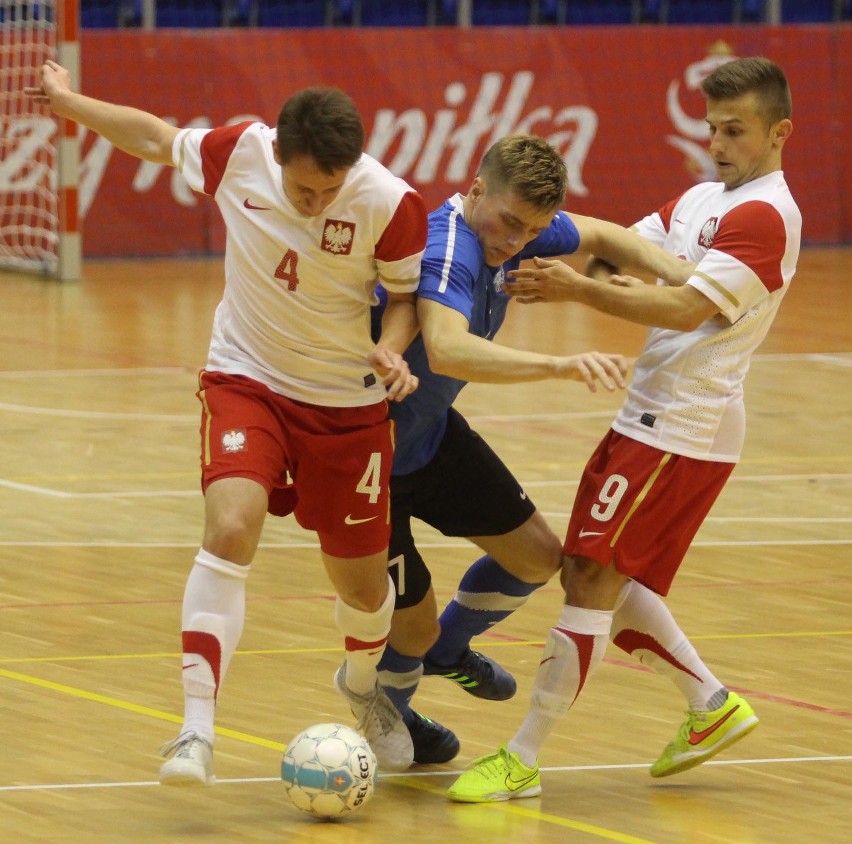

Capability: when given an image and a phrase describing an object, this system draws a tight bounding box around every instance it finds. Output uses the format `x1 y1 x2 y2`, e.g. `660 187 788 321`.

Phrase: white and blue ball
281 722 377 819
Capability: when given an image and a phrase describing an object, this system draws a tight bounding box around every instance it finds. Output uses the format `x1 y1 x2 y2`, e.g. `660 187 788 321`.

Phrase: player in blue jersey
373 135 693 764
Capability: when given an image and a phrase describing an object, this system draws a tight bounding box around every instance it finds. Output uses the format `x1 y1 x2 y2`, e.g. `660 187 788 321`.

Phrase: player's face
705 92 789 190
466 179 555 267
277 150 350 218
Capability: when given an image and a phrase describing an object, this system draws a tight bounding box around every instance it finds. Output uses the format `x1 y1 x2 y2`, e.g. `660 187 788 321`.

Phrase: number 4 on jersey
275 249 299 290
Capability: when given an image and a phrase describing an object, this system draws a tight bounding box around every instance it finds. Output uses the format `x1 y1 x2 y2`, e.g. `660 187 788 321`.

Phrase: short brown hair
276 87 364 174
478 135 568 213
701 56 792 125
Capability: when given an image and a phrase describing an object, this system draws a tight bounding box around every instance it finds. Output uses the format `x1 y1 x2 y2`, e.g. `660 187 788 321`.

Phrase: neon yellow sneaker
650 691 759 778
447 745 541 802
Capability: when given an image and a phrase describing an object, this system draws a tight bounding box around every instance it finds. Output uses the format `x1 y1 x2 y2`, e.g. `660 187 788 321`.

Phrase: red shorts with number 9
564 428 734 596
197 370 393 559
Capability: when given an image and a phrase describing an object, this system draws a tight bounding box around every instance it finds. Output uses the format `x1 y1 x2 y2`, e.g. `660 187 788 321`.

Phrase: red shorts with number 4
197 370 393 559
564 428 734 596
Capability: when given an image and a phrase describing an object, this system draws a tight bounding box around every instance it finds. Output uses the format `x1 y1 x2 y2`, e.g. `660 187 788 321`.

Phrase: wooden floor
1 248 850 843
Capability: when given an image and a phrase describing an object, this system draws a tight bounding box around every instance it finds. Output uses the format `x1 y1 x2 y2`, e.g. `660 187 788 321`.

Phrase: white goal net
0 0 61 275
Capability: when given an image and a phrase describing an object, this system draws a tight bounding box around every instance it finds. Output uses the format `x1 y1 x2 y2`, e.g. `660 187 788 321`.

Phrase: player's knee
507 523 563 582
202 511 262 563
560 555 625 608
389 603 440 655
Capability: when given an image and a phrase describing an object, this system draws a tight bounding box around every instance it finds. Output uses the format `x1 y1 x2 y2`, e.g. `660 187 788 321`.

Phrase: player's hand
23 60 72 111
506 257 584 303
556 352 629 393
369 346 419 402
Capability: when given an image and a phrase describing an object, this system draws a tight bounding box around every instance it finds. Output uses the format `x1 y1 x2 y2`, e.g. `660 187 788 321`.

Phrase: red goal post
0 0 80 279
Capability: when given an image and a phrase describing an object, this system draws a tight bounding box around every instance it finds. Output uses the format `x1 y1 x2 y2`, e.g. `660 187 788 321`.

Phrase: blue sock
425 554 543 666
377 644 423 724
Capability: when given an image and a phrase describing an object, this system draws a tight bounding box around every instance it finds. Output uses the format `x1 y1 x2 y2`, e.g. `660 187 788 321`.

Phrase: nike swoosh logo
506 770 539 789
519 491 527 500
344 514 379 525
688 705 739 744
243 198 272 210
578 529 605 538
182 663 199 671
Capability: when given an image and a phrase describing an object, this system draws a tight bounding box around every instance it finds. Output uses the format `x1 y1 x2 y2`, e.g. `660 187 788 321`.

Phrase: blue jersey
377 193 581 475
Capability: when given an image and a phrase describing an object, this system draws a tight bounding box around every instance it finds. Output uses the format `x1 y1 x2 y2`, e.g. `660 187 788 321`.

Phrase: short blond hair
478 135 568 213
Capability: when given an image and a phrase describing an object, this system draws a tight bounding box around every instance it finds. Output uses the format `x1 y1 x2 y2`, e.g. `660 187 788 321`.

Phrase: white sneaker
334 664 414 772
159 731 215 786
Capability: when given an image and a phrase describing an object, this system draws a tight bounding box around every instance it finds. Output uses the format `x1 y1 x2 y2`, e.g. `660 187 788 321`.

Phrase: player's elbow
425 347 462 378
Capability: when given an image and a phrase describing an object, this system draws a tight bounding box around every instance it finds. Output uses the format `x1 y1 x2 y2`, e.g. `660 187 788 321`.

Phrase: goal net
0 0 78 277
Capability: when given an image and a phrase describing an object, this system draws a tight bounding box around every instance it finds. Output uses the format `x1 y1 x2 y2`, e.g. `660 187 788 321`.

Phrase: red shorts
196 370 393 559
564 429 734 596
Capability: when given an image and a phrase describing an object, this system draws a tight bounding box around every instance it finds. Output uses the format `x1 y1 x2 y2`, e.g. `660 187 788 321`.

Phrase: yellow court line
0 666 657 841
0 667 286 751
398 777 660 844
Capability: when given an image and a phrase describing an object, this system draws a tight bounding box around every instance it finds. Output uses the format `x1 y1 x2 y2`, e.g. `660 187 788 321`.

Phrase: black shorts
389 408 536 609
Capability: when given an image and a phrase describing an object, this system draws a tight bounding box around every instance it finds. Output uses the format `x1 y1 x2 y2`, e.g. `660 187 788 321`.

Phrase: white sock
510 604 612 767
179 548 250 743
611 580 724 710
335 575 395 696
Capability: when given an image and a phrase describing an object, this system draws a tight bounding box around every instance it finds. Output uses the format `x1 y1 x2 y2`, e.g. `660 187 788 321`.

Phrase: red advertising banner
51 26 852 255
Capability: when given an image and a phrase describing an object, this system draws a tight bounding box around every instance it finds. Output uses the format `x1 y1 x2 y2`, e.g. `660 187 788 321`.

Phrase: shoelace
159 731 204 758
462 652 494 684
358 687 399 737
470 746 513 775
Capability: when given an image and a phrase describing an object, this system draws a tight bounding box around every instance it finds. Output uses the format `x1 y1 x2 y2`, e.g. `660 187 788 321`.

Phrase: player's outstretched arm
569 213 694 285
417 297 625 389
508 257 719 331
23 60 179 166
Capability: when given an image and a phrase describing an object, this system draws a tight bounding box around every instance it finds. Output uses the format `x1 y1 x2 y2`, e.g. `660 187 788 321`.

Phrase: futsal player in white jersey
448 56 800 801
26 63 428 780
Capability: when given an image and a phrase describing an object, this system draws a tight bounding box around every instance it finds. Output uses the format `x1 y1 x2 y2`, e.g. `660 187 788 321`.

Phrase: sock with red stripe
180 548 250 744
611 580 724 710
335 575 395 697
510 604 612 767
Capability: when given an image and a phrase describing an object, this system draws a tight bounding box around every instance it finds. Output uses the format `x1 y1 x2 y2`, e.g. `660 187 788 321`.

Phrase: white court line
755 352 852 366
2 472 851 501
0 402 195 421
1 754 849 792
0 353 849 422
0 480 199 498
0 352 846 383
0 539 851 550
0 367 189 378
524 474 852 487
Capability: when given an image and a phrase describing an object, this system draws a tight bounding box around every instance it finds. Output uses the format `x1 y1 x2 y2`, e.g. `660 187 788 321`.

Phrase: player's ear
272 139 282 165
469 176 484 202
773 118 793 145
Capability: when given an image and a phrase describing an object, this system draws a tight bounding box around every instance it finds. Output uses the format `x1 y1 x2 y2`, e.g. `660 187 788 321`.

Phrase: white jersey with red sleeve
172 121 427 407
613 171 801 461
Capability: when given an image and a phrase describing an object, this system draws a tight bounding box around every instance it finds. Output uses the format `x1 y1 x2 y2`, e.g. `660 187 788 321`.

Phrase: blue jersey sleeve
415 200 483 322
518 210 581 260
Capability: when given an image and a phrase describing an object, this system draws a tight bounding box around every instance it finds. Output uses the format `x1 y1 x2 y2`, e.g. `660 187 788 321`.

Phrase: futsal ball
281 722 377 820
